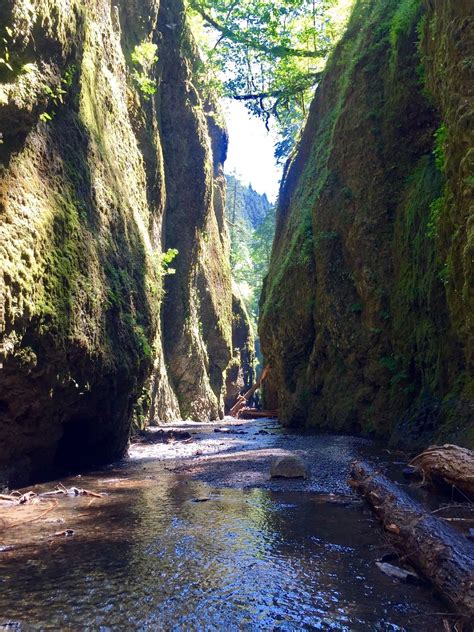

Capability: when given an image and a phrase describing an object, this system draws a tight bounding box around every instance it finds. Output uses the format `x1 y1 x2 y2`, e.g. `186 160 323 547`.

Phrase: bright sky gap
223 99 282 203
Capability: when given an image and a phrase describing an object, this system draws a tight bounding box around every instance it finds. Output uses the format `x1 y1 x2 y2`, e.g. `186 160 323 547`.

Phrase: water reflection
0 471 443 630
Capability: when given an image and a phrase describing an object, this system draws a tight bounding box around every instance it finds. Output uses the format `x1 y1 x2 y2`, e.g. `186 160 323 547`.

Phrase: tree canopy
188 0 353 159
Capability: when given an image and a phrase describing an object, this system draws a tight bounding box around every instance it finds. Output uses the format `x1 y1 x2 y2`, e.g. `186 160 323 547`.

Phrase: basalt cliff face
260 0 473 448
0 0 234 485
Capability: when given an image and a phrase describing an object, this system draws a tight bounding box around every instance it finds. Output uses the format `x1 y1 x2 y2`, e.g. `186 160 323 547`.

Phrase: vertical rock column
158 1 233 421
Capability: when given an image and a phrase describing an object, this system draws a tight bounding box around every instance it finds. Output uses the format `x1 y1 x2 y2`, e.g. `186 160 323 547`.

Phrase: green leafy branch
187 0 353 159
159 248 179 276
131 41 158 99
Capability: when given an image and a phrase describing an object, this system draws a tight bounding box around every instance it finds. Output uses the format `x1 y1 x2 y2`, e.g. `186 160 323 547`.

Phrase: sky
222 99 282 203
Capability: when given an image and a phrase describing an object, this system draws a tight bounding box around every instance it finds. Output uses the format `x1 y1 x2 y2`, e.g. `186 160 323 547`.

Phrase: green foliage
39 111 54 122
188 0 354 159
392 155 446 402
39 65 77 123
123 314 152 360
379 355 397 372
145 249 179 301
160 248 179 275
131 41 158 67
379 355 409 388
426 124 448 239
388 0 421 74
438 258 451 286
35 192 82 335
44 81 65 103
389 0 420 51
464 175 474 189
315 230 338 243
427 195 444 239
132 74 157 98
131 41 158 99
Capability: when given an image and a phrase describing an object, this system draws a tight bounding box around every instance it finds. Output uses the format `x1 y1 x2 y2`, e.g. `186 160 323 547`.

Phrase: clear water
0 482 443 631
0 424 447 631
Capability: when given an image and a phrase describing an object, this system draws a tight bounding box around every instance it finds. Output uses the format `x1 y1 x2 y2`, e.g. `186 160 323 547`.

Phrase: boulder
270 455 309 479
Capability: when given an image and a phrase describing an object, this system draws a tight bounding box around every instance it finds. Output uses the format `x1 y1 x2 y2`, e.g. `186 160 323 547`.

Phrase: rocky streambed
0 419 453 630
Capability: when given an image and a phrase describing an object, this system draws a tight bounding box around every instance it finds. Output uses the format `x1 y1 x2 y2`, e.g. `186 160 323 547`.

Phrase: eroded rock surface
0 0 237 485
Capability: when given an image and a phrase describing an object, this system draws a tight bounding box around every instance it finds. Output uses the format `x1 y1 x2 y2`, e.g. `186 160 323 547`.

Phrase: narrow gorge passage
1 0 473 629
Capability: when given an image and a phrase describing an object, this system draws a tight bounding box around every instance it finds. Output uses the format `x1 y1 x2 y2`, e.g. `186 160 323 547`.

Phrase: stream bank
0 418 456 631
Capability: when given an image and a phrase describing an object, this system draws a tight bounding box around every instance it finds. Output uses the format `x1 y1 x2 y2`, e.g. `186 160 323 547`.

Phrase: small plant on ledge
131 40 158 99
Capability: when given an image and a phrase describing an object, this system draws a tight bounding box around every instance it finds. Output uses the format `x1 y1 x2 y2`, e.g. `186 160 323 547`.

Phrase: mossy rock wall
259 0 473 448
159 1 232 420
0 0 233 485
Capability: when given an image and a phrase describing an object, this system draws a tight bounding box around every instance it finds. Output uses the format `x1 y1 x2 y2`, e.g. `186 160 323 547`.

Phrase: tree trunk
230 366 269 417
238 408 277 419
350 461 474 619
410 444 474 499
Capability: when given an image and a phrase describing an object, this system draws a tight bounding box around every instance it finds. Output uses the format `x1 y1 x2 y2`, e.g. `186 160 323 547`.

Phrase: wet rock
270 455 309 479
375 561 421 585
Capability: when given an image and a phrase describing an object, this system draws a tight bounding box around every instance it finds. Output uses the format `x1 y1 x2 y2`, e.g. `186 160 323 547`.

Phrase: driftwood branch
350 461 474 620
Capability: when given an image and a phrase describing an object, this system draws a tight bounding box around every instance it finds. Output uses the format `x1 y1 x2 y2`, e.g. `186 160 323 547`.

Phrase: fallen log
350 461 474 619
238 408 278 419
230 366 269 418
410 444 474 499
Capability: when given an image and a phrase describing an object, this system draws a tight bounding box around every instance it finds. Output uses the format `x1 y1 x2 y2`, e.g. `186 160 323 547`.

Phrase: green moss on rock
0 0 234 486
259 0 473 448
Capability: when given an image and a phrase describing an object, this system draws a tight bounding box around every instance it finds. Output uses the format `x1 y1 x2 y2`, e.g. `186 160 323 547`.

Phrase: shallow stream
0 419 449 631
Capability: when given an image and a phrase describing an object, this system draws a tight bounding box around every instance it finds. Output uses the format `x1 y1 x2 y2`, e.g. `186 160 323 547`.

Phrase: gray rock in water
270 455 309 479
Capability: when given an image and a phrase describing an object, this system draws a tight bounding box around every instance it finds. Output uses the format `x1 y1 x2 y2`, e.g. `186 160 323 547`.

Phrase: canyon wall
260 0 473 448
0 0 234 485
